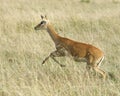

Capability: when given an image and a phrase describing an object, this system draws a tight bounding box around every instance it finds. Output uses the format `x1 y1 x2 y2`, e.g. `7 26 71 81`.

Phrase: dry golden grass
0 0 120 96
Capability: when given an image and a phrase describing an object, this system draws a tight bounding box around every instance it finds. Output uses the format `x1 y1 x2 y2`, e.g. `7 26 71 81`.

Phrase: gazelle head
34 15 49 30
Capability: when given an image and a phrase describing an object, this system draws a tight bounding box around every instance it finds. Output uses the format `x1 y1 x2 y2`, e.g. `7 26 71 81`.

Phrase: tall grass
0 0 120 96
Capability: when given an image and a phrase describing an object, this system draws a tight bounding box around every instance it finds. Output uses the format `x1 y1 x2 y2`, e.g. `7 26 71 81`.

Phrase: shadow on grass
108 72 118 82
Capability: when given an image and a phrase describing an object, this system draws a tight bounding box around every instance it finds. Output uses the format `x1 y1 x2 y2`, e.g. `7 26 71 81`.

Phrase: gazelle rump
34 15 106 79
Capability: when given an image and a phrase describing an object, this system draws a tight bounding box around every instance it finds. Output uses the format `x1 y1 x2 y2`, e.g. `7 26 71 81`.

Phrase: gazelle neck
47 24 60 44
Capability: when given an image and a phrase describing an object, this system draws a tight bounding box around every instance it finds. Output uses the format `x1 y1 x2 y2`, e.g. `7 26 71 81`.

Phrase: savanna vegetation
0 0 120 96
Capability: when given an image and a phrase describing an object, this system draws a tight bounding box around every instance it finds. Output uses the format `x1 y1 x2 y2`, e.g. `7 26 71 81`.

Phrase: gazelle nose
34 27 37 30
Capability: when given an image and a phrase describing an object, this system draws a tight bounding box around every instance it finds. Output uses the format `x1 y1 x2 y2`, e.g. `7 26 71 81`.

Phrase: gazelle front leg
42 50 66 67
41 56 50 64
51 55 66 67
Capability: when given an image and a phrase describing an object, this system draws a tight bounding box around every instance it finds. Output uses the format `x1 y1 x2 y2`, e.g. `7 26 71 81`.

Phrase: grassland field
0 0 120 96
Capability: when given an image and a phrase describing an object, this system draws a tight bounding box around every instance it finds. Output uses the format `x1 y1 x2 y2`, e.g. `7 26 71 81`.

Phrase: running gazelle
34 15 106 79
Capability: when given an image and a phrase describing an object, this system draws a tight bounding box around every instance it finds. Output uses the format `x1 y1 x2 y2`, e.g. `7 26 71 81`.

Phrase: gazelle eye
40 21 46 24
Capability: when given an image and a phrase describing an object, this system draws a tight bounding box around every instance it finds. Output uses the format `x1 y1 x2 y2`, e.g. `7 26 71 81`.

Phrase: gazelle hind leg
85 55 94 78
86 55 106 80
93 56 106 80
97 56 104 67
93 67 106 80
85 65 92 79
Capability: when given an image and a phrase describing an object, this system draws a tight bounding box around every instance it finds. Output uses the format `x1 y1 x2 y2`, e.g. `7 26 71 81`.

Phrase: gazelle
34 15 106 79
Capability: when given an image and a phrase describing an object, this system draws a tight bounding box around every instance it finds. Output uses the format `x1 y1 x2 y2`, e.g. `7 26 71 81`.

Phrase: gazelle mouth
34 27 39 30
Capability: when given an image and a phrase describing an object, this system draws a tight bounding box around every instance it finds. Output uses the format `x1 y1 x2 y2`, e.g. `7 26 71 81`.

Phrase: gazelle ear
41 15 44 19
45 15 47 19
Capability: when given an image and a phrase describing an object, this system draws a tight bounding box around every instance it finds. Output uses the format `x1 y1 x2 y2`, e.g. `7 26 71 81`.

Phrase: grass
0 0 120 96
